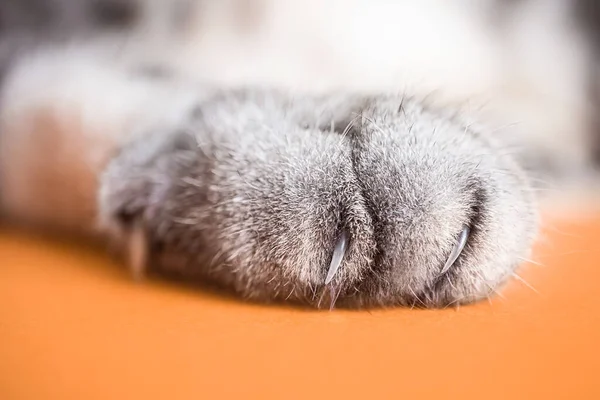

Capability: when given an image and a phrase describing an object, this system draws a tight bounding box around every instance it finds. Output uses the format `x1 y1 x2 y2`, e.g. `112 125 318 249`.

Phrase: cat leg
0 45 200 235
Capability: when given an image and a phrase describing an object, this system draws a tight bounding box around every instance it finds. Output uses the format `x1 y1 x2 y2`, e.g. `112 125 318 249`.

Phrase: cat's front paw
98 93 538 309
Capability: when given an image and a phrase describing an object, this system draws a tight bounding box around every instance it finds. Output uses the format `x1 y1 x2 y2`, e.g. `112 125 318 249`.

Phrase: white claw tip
325 231 348 284
441 225 470 275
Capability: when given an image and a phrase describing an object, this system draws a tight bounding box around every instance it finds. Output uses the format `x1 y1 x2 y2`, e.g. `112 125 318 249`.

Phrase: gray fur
99 91 537 308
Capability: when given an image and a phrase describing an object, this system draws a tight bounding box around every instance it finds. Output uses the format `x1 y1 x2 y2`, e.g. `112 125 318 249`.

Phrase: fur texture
99 91 536 307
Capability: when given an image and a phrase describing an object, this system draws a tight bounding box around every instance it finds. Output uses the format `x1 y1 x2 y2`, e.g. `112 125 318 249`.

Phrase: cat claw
441 225 470 275
325 231 349 284
127 220 149 281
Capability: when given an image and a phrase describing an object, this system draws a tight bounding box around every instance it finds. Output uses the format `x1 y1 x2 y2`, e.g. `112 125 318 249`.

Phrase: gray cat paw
98 92 538 308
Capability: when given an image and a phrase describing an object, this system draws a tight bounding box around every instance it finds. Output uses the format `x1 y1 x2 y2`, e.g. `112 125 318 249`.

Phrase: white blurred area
122 0 593 179
134 0 501 101
2 0 598 205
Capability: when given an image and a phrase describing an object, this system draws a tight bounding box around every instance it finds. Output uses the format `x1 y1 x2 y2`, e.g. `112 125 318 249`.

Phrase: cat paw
98 92 538 308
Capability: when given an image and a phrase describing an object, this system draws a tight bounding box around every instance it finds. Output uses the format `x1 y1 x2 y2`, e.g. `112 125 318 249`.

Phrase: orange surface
1 214 600 399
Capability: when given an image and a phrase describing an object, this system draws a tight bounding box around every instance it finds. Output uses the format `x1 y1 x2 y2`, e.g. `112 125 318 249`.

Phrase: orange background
1 213 600 399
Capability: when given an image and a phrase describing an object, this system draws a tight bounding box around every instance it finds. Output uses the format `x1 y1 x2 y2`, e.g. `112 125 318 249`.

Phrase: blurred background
3 0 600 206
